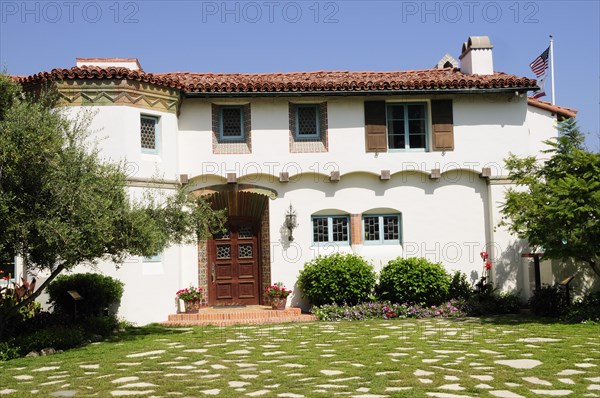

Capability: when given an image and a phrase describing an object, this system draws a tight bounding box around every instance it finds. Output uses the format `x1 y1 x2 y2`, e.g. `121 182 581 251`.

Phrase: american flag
530 47 550 77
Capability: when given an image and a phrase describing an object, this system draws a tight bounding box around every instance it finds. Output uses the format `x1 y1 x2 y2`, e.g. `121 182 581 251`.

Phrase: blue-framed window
140 115 159 154
0 251 15 286
219 106 245 141
312 216 350 245
295 104 320 139
143 254 162 263
362 214 401 245
386 103 428 150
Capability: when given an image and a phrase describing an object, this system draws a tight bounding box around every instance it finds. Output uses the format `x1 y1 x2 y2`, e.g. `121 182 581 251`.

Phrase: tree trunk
588 259 600 278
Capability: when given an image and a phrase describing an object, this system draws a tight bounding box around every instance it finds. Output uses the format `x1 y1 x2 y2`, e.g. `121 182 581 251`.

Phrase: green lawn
0 317 599 397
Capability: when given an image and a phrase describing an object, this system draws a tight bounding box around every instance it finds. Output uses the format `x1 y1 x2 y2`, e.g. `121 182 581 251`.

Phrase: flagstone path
0 319 598 397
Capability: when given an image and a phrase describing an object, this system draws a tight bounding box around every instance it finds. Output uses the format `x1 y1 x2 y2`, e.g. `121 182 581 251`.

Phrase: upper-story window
312 215 349 245
386 104 427 150
219 106 245 141
289 102 328 153
140 115 159 154
364 100 454 153
295 104 320 139
362 214 401 245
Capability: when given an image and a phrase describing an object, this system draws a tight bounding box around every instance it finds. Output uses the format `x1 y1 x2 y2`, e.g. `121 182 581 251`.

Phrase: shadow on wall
495 238 529 293
290 280 311 313
550 258 600 299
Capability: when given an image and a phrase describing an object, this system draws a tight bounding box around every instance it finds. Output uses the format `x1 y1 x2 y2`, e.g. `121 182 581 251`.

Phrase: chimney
75 58 143 71
459 36 493 75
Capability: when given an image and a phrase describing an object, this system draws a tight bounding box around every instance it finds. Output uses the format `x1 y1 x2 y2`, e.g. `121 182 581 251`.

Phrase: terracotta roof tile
19 66 537 95
527 97 577 119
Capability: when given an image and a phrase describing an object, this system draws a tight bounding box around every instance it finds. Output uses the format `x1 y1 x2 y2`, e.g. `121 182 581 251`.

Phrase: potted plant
176 286 203 313
265 282 292 310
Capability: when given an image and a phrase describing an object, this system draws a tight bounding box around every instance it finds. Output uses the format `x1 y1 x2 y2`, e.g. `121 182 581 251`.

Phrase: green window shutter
364 101 387 152
431 99 454 151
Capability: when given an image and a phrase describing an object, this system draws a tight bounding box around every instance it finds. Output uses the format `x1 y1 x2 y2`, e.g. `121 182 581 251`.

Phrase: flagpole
550 34 555 105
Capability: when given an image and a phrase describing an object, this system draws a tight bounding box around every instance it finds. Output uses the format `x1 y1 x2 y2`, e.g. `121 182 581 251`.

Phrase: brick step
161 306 317 326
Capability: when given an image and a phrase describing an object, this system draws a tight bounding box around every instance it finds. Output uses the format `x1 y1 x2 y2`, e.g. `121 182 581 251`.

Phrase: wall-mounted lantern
285 204 298 241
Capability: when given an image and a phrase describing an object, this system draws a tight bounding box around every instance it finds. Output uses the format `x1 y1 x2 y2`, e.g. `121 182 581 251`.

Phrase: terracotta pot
270 296 287 310
184 300 201 313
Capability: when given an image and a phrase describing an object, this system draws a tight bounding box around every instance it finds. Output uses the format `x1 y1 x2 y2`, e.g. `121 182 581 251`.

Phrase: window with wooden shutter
431 100 454 151
364 101 387 152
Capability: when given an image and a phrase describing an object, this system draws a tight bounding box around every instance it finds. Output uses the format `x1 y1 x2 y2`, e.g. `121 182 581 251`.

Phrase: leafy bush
563 291 600 323
80 315 119 337
448 271 473 300
298 253 376 306
529 286 568 317
0 341 20 361
47 273 124 316
466 291 521 315
377 257 451 306
14 325 86 354
311 299 467 321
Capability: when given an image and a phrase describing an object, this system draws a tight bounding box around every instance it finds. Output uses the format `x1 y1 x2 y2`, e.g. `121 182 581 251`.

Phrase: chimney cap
75 58 143 71
460 36 493 59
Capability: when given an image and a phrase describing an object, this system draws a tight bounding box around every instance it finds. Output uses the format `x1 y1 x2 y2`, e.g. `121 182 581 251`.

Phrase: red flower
485 261 492 270
2 276 9 281
480 251 489 260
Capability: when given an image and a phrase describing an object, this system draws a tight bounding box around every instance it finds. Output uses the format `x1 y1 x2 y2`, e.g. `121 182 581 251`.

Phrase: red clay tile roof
527 97 577 119
19 66 537 95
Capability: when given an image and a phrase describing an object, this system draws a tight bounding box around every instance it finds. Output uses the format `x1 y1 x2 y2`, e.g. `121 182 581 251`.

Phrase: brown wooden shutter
431 100 454 151
364 101 387 152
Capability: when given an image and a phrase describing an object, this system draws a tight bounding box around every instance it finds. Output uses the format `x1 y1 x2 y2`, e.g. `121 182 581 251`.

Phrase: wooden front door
207 220 260 306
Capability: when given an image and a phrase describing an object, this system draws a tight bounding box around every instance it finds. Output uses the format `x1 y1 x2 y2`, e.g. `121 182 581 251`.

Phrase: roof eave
183 87 535 98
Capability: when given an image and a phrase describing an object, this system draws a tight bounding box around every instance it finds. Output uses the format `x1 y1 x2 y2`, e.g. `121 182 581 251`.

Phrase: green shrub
14 325 86 354
0 341 20 361
298 253 376 306
529 286 568 317
47 273 124 316
448 271 473 300
377 257 451 306
563 291 600 323
467 291 521 315
80 315 118 337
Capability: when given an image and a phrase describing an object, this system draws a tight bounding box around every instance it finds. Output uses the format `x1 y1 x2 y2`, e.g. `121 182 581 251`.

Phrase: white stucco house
10 36 584 325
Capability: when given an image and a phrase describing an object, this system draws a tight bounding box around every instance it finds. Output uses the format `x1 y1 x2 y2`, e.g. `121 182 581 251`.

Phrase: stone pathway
0 319 598 397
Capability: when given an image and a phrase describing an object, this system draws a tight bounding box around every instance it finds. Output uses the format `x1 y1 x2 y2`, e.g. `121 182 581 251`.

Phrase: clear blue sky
1 0 598 149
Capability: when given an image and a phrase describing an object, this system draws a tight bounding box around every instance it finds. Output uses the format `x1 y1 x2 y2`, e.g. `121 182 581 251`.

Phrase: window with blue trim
143 254 162 263
312 216 349 244
140 115 159 154
219 106 244 141
0 249 15 285
386 103 427 150
295 104 320 139
363 215 401 244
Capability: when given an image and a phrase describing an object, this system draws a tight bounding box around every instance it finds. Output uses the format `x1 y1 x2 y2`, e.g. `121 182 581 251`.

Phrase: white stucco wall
28 93 571 324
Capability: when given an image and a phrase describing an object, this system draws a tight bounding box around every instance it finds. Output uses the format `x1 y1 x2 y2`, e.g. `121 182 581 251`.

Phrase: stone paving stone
556 369 585 376
523 377 552 386
110 391 154 396
426 393 475 398
246 390 272 396
320 370 343 376
0 390 17 395
278 393 305 397
120 383 158 388
32 366 60 372
199 389 220 395
112 377 139 384
13 375 33 380
489 391 526 398
495 359 542 369
529 390 573 396
51 391 77 396
126 350 165 358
